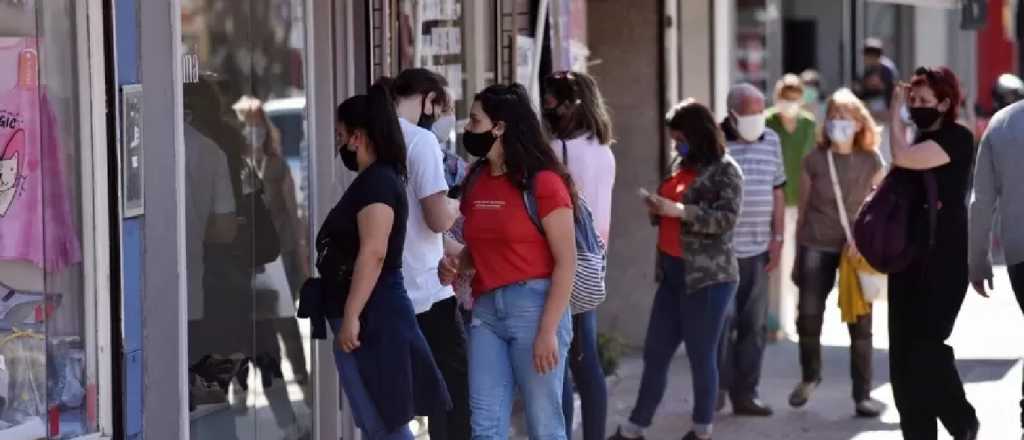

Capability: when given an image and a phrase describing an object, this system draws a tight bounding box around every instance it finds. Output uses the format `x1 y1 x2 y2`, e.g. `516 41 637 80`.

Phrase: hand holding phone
637 187 651 199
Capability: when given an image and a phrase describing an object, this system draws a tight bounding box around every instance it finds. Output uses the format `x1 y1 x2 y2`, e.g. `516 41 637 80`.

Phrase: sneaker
682 431 710 440
854 398 884 418
608 427 645 440
731 397 774 417
789 380 819 408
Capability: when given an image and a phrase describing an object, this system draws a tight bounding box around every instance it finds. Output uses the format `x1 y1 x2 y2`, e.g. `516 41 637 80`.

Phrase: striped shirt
724 126 786 258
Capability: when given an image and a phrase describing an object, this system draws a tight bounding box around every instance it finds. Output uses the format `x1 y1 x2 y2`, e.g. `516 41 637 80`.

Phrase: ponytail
336 79 408 180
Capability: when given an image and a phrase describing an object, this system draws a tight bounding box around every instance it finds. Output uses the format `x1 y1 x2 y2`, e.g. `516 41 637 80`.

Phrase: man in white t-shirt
184 124 237 321
391 68 467 440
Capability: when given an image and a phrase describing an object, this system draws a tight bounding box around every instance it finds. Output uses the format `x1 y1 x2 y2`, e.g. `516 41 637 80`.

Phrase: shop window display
0 0 100 438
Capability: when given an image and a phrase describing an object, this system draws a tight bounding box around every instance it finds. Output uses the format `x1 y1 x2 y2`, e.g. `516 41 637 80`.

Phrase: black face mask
417 97 437 130
462 129 497 158
909 106 943 129
338 143 359 171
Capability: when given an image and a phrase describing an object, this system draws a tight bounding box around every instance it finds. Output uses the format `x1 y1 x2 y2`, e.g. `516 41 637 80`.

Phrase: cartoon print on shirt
0 128 24 217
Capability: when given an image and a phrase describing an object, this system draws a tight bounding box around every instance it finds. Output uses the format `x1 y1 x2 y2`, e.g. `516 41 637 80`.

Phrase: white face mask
243 125 267 147
777 100 801 118
734 113 766 142
826 119 858 144
431 113 457 146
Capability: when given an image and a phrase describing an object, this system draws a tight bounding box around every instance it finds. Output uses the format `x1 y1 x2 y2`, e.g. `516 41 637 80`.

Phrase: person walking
969 100 1024 435
888 66 979 440
542 70 615 440
716 83 786 417
440 83 577 440
788 88 885 417
766 74 817 207
608 99 742 440
388 68 470 440
319 82 451 440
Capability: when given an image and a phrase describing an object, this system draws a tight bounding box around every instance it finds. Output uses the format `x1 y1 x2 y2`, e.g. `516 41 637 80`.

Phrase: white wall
913 7 949 67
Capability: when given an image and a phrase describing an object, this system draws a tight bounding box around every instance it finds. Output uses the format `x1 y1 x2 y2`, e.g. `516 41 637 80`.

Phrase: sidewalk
590 268 1024 440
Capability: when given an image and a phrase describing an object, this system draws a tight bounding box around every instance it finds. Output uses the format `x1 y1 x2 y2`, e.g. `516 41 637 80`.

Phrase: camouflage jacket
677 155 744 292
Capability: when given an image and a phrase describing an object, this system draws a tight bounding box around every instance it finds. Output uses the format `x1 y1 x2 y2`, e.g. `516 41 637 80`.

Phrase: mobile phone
637 187 652 198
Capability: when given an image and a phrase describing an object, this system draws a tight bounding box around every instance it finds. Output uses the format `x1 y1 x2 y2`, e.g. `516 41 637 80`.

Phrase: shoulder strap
826 150 854 245
522 175 546 236
561 139 568 166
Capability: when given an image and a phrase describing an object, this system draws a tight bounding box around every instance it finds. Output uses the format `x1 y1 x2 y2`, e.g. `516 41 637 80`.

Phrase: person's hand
646 194 685 218
338 317 361 353
971 278 993 298
846 242 862 260
533 330 559 375
891 81 909 115
439 255 460 286
765 239 783 272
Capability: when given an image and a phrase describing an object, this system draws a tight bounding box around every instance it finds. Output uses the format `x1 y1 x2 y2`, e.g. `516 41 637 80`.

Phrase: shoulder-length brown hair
665 98 727 168
818 88 879 152
542 70 614 145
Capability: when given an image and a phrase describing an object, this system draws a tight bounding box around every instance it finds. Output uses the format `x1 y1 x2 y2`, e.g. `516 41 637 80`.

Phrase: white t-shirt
185 125 236 320
400 118 454 314
552 135 616 242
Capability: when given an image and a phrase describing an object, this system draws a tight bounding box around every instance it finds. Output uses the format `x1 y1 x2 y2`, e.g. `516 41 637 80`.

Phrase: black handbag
236 182 281 267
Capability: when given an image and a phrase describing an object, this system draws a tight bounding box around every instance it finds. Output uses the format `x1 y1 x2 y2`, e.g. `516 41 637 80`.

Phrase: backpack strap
522 174 546 236
561 139 568 166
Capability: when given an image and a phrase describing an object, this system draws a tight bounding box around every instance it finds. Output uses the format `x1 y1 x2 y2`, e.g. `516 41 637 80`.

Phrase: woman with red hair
887 66 979 439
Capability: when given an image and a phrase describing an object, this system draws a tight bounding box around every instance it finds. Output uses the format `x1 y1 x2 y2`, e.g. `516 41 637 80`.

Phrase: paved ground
583 267 1024 440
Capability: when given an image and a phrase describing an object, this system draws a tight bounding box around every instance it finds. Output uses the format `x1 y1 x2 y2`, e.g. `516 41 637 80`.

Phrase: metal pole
529 0 551 109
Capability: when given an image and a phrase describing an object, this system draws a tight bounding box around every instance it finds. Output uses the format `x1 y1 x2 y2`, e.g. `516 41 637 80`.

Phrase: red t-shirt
657 168 698 257
461 167 572 295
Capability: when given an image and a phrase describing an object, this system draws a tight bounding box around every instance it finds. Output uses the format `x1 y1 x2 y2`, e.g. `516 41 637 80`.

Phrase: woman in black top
887 66 978 440
320 82 450 439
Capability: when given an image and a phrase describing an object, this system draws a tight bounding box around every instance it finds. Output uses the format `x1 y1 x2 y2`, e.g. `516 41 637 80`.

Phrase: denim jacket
676 155 744 291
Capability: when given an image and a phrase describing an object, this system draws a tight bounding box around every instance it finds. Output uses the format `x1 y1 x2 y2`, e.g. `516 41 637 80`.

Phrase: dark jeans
718 252 770 401
889 260 976 439
795 247 873 402
630 254 735 431
562 310 607 440
416 297 471 440
1006 262 1024 428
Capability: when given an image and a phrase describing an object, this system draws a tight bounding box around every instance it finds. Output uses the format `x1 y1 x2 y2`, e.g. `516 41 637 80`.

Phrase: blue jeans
717 251 770 401
468 279 572 440
562 310 607 440
330 319 414 440
630 254 735 434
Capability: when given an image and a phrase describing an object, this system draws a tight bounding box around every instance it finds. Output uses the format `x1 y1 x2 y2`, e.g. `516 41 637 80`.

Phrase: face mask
675 141 689 158
826 119 857 144
803 87 820 105
462 127 497 158
243 125 267 146
417 97 437 130
908 106 942 129
777 100 801 118
734 113 766 142
431 113 457 145
337 143 359 172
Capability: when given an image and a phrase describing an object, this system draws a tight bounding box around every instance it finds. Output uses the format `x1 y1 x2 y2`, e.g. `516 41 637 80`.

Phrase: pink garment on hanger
0 84 82 272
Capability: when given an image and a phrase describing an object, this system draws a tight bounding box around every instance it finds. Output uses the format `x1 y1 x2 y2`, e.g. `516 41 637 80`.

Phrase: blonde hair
773 73 804 99
819 88 879 152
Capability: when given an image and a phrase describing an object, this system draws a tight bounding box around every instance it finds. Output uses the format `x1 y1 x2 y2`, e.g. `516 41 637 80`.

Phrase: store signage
182 49 199 84
121 85 144 218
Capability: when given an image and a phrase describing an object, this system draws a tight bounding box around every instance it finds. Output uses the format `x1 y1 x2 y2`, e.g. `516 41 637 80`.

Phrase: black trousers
417 297 471 440
888 259 977 439
794 247 873 402
1005 262 1024 429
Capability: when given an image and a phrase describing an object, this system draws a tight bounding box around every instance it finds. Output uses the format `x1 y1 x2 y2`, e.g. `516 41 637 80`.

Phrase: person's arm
969 132 999 296
421 192 459 233
652 163 742 235
207 154 239 243
765 186 785 272
534 207 576 374
338 203 393 353
889 83 951 170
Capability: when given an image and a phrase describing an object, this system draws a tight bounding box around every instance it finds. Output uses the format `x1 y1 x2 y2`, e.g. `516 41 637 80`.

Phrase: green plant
597 332 625 377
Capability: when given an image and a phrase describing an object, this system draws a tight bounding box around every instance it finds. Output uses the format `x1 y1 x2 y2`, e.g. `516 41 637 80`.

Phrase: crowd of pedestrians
299 42 1024 439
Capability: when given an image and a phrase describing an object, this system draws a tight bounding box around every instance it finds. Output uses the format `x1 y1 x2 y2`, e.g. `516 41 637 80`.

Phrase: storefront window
736 0 770 91
0 0 101 438
181 1 313 438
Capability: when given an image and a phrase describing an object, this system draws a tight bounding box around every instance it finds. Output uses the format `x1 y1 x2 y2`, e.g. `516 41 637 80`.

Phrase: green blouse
766 110 817 205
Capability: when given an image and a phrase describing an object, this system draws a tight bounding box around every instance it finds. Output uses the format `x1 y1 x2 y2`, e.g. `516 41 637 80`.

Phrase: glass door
180 1 313 438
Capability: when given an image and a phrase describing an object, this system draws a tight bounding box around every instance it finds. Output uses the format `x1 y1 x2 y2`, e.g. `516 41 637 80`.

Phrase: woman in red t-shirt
439 83 577 439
